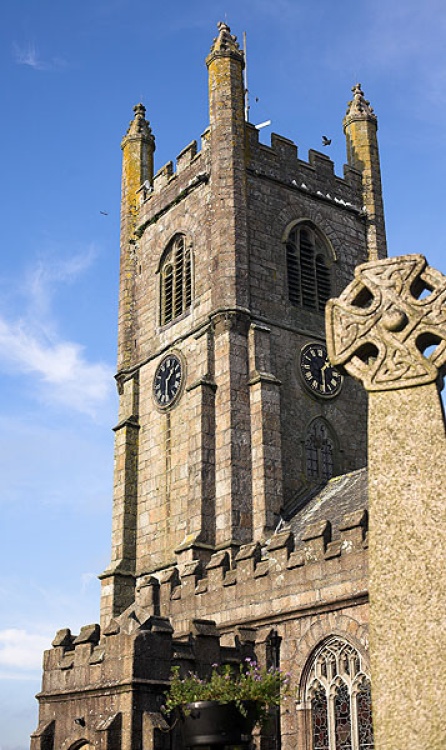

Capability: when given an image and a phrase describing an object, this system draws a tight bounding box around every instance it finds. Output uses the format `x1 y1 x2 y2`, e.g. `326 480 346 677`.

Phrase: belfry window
286 224 331 312
306 637 374 750
305 419 335 481
160 234 192 325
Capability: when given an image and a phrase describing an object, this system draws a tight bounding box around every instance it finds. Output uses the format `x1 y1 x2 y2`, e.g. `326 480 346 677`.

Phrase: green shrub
163 659 290 724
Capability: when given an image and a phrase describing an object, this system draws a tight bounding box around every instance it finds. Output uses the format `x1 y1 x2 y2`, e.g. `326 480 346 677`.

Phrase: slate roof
285 467 368 543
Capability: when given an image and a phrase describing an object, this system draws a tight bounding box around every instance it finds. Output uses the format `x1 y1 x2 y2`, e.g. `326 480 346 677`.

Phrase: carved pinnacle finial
344 83 377 126
326 255 446 391
133 102 146 118
209 20 242 57
125 102 154 140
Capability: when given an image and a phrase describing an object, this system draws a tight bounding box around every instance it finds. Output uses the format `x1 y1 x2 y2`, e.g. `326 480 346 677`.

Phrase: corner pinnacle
344 84 377 127
208 21 243 59
124 102 154 140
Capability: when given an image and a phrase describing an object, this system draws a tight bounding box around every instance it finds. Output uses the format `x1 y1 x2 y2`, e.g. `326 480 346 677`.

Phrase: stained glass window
357 680 374 750
312 686 330 750
306 637 374 750
334 682 352 750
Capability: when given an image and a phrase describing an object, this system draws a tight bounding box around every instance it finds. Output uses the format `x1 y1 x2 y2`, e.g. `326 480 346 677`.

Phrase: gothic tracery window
286 224 331 312
305 419 336 481
160 234 192 325
306 638 374 750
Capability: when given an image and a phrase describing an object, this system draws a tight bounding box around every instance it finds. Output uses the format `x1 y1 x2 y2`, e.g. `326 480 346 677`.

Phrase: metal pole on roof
243 31 249 122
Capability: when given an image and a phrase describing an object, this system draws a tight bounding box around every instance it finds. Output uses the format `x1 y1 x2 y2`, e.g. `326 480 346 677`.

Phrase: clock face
300 343 343 398
153 354 183 408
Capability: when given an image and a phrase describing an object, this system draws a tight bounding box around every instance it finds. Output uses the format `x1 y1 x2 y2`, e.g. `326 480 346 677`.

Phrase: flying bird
100 211 109 215
322 136 332 146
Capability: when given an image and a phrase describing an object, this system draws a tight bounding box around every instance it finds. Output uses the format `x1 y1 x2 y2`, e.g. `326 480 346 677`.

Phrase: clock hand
323 369 330 392
164 370 172 396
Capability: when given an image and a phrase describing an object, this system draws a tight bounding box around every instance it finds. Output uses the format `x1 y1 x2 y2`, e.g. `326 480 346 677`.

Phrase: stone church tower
32 23 386 750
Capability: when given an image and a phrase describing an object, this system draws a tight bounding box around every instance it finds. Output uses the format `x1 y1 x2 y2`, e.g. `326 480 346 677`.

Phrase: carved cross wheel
326 255 446 391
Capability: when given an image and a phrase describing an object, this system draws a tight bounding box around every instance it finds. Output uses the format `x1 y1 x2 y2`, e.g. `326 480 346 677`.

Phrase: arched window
286 224 331 312
305 419 336 482
160 234 192 325
306 637 374 750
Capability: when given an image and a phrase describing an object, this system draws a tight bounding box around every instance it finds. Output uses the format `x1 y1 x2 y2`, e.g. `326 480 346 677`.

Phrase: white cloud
0 249 115 416
13 42 66 71
25 249 97 323
13 42 47 71
0 317 113 416
0 630 50 675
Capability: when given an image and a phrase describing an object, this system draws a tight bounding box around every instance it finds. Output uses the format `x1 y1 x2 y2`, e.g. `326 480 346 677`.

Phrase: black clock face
300 343 343 398
153 354 183 408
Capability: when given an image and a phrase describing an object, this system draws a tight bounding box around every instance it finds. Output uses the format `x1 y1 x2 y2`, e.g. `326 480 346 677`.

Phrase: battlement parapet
74 623 100 646
41 613 257 695
151 510 368 629
246 124 364 210
36 615 260 750
135 130 211 237
134 123 364 242
40 511 367 692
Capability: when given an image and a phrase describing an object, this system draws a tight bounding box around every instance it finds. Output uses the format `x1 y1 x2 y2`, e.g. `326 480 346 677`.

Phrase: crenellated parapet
135 122 365 244
35 614 258 750
246 124 364 212
126 506 369 634
135 131 211 238
42 507 368 691
39 615 258 733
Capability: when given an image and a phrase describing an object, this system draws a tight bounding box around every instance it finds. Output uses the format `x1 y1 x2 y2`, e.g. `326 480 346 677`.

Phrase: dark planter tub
180 700 256 747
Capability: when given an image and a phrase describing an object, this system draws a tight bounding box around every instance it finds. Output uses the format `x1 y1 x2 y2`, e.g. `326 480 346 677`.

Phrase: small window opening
286 224 332 312
160 234 193 325
305 419 336 482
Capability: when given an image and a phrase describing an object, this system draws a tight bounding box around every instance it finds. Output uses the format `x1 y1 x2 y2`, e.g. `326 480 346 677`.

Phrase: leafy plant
163 659 290 724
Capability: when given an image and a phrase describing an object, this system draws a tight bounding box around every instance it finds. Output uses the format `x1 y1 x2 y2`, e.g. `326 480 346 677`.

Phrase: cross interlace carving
326 255 446 391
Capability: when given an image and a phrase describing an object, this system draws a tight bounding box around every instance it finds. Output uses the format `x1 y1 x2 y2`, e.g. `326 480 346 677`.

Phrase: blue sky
1 1 446 747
